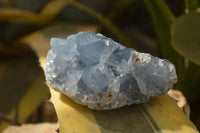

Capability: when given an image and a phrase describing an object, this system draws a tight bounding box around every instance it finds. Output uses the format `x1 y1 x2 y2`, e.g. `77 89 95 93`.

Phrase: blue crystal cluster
45 32 177 110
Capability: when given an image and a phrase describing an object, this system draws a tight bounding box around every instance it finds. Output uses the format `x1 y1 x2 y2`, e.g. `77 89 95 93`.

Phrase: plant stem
70 1 138 49
107 0 139 20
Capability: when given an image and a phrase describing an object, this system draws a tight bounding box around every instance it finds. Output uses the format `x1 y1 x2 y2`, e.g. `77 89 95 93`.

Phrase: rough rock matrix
45 32 177 110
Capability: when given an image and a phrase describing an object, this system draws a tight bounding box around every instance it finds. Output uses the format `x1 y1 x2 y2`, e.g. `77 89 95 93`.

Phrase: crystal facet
45 32 177 110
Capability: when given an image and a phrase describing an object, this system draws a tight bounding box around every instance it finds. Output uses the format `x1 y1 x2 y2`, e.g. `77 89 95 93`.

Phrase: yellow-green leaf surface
24 23 199 133
3 122 58 133
0 0 68 25
0 56 49 132
172 11 200 66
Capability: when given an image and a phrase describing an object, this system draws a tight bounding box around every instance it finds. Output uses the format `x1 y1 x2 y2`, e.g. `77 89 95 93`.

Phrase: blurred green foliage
0 0 200 131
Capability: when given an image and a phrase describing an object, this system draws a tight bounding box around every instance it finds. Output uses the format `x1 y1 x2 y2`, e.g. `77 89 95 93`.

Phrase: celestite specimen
45 32 177 110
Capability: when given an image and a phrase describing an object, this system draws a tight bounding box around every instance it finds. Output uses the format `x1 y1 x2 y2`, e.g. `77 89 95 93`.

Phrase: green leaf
185 0 199 13
181 1 200 108
49 87 199 133
171 11 200 66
